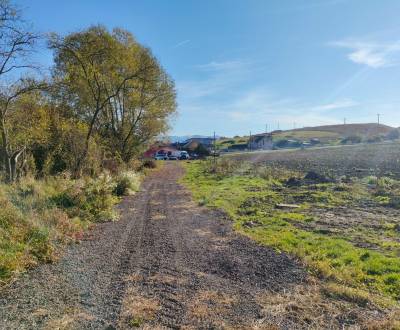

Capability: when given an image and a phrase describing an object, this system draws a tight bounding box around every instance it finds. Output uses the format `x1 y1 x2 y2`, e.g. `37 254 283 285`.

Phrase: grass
0 169 143 284
273 130 340 142
181 159 400 305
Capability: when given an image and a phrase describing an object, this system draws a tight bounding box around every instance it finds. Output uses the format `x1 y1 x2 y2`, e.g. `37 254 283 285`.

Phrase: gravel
0 163 306 329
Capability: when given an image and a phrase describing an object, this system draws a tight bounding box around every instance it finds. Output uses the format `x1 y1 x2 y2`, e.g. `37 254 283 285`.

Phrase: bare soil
0 163 307 329
230 143 400 179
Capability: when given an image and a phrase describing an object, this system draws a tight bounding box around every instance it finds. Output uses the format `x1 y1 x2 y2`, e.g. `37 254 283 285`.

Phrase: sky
16 0 400 136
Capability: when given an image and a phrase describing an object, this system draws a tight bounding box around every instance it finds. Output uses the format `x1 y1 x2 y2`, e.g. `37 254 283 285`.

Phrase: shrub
228 143 247 151
386 129 400 140
113 171 141 196
274 139 289 148
366 135 383 143
80 175 119 222
141 159 156 169
194 144 210 157
341 135 362 144
221 139 235 144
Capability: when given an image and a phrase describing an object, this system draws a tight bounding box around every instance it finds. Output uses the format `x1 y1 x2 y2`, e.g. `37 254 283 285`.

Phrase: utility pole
377 113 381 125
293 122 296 129
249 131 252 152
213 131 217 169
265 124 268 133
343 118 346 125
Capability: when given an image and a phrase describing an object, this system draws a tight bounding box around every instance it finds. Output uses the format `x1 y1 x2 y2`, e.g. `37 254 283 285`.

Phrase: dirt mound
286 171 332 186
304 170 332 183
286 177 302 187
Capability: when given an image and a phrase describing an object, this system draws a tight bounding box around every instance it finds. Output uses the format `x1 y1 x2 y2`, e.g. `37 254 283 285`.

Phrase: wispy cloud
195 60 249 71
310 99 359 112
172 39 190 49
219 92 357 127
177 59 253 99
330 39 400 68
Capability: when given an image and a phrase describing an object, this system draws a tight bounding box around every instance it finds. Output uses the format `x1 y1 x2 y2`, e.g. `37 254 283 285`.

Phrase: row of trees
0 0 176 181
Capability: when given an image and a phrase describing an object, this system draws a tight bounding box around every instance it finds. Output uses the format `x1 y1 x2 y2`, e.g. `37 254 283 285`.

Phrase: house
143 145 177 158
182 140 201 152
183 137 214 148
248 133 273 150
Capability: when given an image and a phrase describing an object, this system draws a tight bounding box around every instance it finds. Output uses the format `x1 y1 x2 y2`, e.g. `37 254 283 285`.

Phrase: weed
322 283 370 307
129 317 144 327
0 171 128 284
113 171 141 196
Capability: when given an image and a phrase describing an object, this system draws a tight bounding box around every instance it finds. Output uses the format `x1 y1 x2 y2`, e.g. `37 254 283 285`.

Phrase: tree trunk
3 148 25 182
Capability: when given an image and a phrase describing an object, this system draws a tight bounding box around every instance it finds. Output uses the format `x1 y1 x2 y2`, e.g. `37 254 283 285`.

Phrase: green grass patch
181 160 400 304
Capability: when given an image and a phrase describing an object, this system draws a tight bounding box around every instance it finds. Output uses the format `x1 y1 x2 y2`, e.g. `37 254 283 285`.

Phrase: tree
0 87 50 181
0 0 43 181
194 144 210 158
49 26 176 174
100 29 176 162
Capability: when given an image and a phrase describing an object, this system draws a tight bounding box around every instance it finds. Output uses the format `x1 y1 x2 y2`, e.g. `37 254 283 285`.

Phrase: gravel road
0 163 306 329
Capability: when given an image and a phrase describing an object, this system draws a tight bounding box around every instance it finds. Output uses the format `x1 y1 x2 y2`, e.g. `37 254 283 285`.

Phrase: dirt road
0 163 306 329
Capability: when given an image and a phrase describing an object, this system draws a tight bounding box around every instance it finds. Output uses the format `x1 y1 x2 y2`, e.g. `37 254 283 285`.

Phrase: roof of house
184 137 214 145
249 133 273 143
252 132 273 137
143 145 177 158
183 140 200 151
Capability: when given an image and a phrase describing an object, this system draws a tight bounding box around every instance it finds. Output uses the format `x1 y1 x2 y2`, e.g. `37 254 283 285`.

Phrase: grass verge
0 168 144 285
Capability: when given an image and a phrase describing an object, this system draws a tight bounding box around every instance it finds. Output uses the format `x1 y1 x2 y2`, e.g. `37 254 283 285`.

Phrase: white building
248 133 273 150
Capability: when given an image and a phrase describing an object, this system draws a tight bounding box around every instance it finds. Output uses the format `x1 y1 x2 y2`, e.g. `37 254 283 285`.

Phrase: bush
274 139 289 148
221 139 235 145
141 159 156 169
366 135 383 143
341 135 362 144
194 144 210 157
113 171 141 196
387 129 400 140
228 143 247 151
79 175 119 222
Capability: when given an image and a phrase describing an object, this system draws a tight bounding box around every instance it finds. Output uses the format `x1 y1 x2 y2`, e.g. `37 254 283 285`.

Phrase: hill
294 123 394 137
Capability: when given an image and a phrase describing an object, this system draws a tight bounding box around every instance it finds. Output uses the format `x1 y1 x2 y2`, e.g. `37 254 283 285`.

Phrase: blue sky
17 0 400 136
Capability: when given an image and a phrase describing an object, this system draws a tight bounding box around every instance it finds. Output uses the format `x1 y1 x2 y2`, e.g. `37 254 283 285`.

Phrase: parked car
179 151 189 160
154 154 167 160
167 155 178 160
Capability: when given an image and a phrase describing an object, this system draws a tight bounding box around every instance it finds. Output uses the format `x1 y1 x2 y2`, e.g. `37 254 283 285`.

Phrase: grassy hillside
217 136 249 149
273 130 340 143
295 123 393 137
